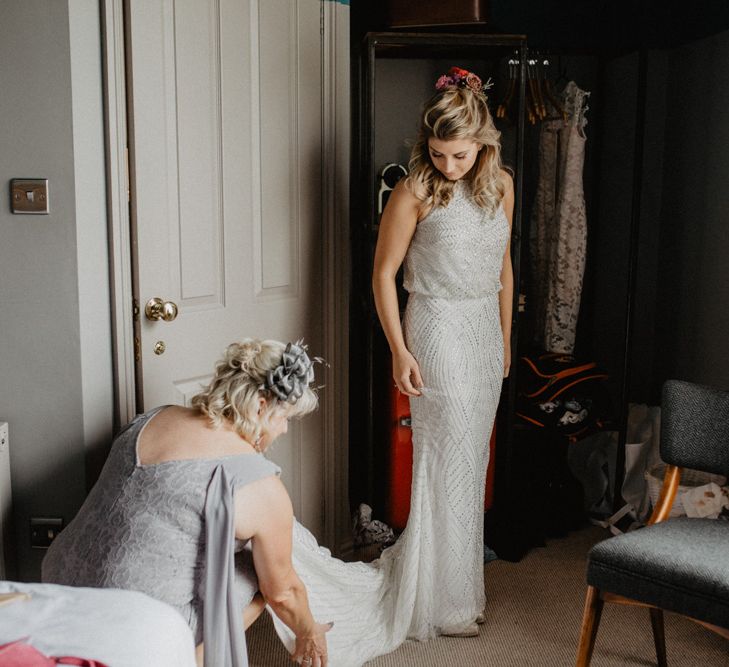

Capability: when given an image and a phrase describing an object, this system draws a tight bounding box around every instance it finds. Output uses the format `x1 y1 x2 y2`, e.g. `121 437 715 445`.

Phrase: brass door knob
144 297 178 322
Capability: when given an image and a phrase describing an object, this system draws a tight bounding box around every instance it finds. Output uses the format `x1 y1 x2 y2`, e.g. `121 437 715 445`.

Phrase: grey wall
0 0 113 580
654 29 729 390
374 60 432 174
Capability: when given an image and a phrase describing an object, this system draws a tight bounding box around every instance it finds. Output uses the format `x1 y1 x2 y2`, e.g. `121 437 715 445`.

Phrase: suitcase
387 0 489 28
387 387 414 531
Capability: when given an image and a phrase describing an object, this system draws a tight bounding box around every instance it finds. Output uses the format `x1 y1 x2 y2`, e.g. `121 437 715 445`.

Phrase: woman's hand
236 478 325 664
291 621 333 667
393 349 423 396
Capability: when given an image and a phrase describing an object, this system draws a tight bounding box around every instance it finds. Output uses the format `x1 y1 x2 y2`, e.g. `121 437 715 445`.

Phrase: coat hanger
529 58 549 122
525 59 539 124
541 58 568 122
495 55 543 125
495 57 518 122
496 52 570 125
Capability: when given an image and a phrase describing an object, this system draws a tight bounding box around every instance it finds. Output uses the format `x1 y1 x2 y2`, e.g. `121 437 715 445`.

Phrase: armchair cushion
587 517 729 629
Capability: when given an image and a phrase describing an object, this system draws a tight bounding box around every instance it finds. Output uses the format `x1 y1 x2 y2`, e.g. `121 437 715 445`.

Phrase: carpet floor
247 525 729 666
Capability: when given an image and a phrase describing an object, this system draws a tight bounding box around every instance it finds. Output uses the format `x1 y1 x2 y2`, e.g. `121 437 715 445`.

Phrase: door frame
100 0 351 553
101 0 136 429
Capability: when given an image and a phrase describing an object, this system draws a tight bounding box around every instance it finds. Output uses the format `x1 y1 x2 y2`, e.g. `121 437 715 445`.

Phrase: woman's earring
254 435 263 452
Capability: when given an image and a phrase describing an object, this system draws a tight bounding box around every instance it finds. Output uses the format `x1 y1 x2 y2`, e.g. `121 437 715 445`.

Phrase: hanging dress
532 81 589 354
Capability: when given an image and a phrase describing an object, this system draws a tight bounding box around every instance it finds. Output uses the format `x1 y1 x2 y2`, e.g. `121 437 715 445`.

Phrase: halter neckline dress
272 180 510 665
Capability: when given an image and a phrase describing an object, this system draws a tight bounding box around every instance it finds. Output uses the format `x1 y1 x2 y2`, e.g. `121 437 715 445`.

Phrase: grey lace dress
531 81 590 354
42 407 281 667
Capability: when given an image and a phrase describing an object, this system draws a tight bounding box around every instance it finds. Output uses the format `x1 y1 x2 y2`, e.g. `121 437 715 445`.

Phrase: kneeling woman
42 339 331 667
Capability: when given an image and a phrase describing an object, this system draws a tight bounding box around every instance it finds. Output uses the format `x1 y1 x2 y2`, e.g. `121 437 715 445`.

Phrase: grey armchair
576 379 729 666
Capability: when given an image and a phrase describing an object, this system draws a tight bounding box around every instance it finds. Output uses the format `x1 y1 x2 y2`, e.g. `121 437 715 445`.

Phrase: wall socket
30 517 63 549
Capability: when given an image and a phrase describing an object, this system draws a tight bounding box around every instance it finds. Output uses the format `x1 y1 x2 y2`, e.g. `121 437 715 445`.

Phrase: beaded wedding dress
270 181 509 666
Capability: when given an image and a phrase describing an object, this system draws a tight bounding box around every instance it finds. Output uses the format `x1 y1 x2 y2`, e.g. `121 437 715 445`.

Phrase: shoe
475 610 486 625
441 622 479 638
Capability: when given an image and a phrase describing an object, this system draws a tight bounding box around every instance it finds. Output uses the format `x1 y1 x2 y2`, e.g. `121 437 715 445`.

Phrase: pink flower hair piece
434 67 494 98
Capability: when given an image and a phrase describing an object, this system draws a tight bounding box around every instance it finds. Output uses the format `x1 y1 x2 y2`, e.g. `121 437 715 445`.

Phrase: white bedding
0 581 197 667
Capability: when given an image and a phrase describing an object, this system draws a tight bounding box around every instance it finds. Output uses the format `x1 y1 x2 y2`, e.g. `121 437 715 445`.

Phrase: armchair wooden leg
649 607 667 667
576 586 604 667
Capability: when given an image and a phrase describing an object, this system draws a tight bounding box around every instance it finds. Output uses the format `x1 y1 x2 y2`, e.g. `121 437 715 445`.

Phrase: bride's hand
291 621 333 667
393 350 423 396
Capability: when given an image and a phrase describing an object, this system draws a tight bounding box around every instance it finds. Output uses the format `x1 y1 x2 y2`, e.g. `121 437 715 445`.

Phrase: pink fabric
0 639 110 667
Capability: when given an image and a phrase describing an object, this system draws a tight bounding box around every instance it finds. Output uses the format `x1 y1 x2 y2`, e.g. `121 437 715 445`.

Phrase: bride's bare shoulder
390 179 421 207
499 168 514 193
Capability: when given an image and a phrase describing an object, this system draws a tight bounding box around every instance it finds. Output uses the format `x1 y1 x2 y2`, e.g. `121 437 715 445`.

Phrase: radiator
0 422 10 579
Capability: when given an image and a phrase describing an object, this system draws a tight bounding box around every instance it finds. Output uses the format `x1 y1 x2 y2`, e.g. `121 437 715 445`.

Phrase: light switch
10 179 49 214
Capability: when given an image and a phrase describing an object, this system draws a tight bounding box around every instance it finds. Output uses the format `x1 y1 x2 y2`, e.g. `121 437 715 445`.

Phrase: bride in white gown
270 67 514 666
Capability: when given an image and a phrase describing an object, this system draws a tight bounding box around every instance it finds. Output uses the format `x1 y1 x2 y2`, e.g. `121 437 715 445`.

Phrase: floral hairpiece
263 340 320 404
435 66 494 98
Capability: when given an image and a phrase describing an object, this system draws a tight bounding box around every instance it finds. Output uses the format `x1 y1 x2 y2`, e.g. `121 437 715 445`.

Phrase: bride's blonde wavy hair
406 87 506 214
191 338 318 445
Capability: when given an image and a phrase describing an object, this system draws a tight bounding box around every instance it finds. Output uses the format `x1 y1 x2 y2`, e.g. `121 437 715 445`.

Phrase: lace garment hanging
531 81 590 354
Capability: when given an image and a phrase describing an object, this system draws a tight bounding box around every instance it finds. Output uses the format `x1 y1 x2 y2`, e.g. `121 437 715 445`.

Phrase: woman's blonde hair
191 338 319 444
406 87 506 214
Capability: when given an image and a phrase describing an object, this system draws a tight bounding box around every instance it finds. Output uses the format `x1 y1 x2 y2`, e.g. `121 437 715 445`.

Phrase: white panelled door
127 0 324 536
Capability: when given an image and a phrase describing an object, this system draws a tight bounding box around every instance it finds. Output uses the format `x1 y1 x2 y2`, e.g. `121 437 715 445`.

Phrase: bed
0 581 197 667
